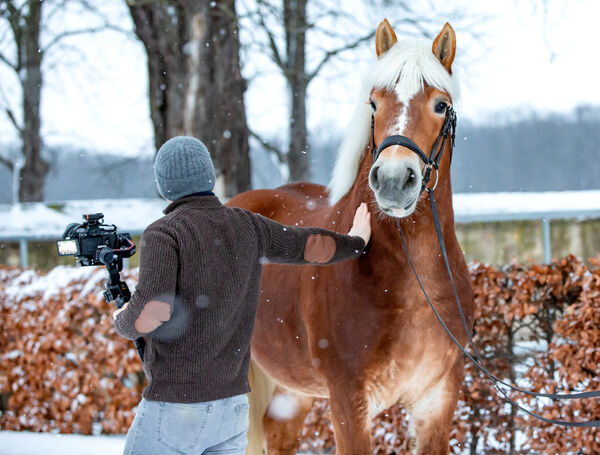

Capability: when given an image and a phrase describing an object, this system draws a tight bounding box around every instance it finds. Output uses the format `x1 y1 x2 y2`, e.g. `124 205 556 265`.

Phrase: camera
57 213 136 307
57 213 145 361
57 213 135 268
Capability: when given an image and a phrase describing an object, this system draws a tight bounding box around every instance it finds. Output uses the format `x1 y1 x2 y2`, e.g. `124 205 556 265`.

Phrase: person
113 136 371 455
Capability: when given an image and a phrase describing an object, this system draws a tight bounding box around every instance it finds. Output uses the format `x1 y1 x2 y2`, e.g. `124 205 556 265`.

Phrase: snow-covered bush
1 256 599 453
0 265 143 434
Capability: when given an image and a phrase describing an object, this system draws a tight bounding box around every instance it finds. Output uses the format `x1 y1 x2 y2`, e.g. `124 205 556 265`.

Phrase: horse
228 19 474 455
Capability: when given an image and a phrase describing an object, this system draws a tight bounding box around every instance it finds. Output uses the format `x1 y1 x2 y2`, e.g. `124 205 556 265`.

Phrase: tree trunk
18 0 48 202
284 0 309 182
128 0 250 198
128 3 188 151
183 0 250 197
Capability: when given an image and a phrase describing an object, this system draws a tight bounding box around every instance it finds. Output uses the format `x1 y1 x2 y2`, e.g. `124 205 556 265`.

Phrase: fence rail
454 208 600 264
3 209 600 268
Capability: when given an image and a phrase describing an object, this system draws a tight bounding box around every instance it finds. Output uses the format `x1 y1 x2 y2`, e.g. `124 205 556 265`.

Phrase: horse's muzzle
369 160 421 217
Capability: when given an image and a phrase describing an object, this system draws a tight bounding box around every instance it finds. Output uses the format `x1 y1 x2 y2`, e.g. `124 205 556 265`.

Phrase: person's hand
348 202 371 245
113 302 130 320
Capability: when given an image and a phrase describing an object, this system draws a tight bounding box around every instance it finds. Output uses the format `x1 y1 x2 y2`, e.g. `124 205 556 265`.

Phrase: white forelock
327 40 460 205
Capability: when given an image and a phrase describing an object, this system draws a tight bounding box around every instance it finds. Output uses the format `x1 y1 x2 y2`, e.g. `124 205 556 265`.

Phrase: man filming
113 136 371 455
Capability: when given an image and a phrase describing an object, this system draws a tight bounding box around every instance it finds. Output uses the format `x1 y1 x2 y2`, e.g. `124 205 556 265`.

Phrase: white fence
2 191 600 267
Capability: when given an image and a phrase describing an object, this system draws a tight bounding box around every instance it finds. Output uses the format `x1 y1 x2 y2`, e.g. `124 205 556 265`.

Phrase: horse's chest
364 343 456 418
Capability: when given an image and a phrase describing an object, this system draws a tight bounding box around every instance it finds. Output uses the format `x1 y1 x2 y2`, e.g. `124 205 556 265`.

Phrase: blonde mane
327 40 460 205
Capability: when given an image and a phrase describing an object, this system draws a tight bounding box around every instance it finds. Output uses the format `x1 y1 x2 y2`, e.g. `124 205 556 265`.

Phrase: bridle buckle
423 163 439 191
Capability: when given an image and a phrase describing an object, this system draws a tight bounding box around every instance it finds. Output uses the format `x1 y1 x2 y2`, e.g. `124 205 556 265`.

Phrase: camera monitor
57 239 79 256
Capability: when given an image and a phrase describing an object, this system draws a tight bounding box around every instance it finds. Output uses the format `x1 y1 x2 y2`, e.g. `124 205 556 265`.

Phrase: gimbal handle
100 249 145 362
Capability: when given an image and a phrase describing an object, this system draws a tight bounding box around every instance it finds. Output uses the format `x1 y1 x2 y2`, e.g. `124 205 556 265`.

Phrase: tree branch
0 50 16 70
5 107 22 135
45 0 69 23
126 0 169 5
44 24 128 52
254 0 285 71
249 128 285 163
0 153 14 170
3 0 23 71
306 29 375 83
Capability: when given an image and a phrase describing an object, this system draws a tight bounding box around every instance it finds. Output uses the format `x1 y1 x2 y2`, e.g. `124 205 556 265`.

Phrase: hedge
1 256 599 453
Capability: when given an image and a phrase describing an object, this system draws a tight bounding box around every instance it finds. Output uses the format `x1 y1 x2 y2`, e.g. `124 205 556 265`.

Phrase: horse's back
227 182 333 395
227 182 331 226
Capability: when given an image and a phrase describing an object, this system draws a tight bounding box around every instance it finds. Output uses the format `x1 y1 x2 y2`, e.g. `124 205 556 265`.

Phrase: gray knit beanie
154 136 216 200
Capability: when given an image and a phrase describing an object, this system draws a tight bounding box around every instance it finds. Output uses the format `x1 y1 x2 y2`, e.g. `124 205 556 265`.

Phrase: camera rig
57 213 145 361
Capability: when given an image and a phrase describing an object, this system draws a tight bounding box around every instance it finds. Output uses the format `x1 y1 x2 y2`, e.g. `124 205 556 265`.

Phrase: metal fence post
19 238 28 268
542 218 551 264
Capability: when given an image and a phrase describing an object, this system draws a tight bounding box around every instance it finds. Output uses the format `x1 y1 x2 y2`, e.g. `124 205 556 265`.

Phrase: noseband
370 106 457 194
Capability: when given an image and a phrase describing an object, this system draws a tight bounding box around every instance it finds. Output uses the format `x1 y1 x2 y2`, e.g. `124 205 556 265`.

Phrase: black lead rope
429 191 600 402
396 195 600 428
372 107 600 427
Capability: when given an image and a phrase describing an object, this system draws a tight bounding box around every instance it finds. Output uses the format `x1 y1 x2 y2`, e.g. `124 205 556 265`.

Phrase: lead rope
396 195 600 428
374 108 600 427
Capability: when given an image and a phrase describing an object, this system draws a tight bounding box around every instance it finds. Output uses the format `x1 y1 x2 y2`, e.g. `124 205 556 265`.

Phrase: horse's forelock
368 41 460 101
327 41 459 206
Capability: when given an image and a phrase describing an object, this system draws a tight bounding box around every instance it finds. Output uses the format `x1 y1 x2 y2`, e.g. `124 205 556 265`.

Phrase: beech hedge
1 256 598 453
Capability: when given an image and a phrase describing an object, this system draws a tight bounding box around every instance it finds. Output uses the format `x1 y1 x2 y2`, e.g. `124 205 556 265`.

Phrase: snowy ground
0 431 315 454
0 431 126 455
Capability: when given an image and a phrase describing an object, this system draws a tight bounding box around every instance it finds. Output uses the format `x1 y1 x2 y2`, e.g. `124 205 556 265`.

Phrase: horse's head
328 20 459 218
368 20 457 218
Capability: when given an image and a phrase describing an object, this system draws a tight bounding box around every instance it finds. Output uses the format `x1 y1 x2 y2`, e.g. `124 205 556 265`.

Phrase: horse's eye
369 100 377 111
434 101 448 114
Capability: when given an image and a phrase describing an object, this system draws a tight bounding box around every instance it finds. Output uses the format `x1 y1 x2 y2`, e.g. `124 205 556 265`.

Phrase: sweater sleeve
113 223 178 340
251 214 365 266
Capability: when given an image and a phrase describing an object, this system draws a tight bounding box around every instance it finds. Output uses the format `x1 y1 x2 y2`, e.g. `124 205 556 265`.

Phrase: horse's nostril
370 166 380 190
403 167 417 190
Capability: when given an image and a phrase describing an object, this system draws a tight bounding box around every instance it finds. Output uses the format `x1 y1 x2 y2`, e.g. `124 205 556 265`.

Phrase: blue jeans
123 395 249 454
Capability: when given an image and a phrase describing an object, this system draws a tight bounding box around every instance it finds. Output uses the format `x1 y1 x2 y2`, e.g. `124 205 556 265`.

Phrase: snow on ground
2 265 103 302
1 190 600 239
0 431 125 455
453 189 600 221
0 431 318 454
0 198 167 238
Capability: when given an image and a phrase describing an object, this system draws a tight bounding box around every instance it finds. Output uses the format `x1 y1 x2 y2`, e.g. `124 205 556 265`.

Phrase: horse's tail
246 358 276 455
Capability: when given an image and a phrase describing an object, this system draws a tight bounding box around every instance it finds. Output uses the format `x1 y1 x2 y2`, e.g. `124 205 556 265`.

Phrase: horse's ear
432 22 456 74
376 19 397 57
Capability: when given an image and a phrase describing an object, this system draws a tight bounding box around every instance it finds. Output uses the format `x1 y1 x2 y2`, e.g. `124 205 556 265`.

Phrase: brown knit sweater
114 195 365 403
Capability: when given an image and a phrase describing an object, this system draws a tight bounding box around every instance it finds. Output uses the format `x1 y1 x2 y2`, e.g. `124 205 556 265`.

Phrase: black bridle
371 106 457 195
370 106 600 428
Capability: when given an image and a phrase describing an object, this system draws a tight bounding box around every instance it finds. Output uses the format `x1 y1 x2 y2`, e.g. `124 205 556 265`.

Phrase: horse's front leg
409 366 463 455
263 386 315 455
329 388 372 455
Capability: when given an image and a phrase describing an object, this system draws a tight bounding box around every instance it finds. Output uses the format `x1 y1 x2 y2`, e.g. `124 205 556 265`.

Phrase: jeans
123 394 249 455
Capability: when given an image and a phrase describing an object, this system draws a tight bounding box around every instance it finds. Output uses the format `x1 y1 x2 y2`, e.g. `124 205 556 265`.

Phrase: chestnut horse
228 20 474 455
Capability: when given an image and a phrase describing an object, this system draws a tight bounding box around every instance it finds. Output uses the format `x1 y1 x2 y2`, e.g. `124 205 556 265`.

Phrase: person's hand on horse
348 202 371 245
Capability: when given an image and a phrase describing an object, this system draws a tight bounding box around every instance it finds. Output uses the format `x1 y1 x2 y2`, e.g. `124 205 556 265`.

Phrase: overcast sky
0 0 597 157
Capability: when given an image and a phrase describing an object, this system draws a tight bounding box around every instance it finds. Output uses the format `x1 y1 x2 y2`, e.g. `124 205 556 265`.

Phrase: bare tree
0 0 123 202
127 0 250 198
242 0 451 182
0 0 45 202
